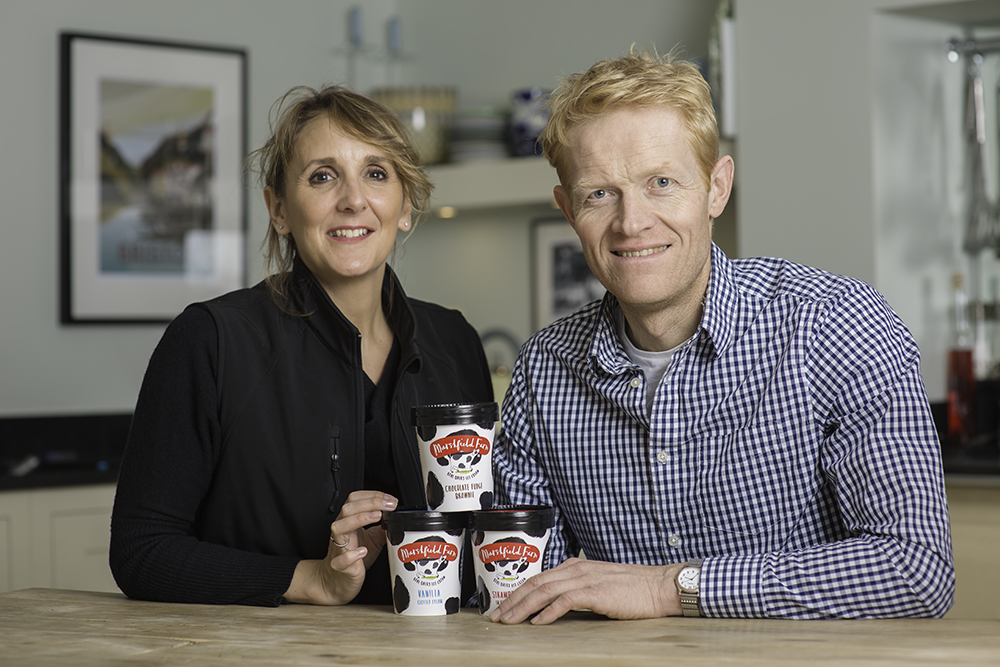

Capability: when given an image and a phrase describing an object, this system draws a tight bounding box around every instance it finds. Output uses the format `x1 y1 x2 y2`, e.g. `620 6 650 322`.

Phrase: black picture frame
530 216 604 331
59 32 247 324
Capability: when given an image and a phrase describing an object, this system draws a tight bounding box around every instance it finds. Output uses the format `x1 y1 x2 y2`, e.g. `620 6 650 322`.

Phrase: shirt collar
588 243 739 374
700 243 738 357
291 260 423 375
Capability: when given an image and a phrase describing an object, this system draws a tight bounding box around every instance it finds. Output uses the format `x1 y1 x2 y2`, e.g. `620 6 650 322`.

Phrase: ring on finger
330 535 350 548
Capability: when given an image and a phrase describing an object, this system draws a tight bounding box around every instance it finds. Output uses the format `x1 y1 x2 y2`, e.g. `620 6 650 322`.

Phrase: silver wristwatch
675 559 703 617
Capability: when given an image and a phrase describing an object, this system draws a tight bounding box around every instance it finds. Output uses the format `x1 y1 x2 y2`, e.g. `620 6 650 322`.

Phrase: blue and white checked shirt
494 244 955 619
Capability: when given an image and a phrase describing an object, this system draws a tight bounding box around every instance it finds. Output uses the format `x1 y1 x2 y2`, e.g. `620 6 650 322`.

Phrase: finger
490 559 592 624
527 589 585 625
491 558 581 612
332 510 388 539
489 574 568 624
339 491 398 517
491 580 574 625
330 533 352 550
330 545 369 573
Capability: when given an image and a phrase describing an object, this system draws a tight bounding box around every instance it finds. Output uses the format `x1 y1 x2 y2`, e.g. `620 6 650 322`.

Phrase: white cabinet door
29 484 119 593
0 490 31 593
945 483 1000 620
49 505 119 592
0 484 119 593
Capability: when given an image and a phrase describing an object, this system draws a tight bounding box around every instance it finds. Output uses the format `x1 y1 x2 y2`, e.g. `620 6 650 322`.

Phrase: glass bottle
947 273 976 445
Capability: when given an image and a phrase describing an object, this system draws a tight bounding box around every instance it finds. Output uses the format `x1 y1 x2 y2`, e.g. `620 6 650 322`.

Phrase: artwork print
99 80 215 275
60 33 246 323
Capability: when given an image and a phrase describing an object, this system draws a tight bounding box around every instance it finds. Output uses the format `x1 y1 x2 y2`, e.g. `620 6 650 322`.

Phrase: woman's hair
540 48 719 190
245 84 432 306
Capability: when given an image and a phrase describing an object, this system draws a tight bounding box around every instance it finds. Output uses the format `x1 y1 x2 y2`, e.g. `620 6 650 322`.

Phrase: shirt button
668 534 681 547
656 450 669 464
630 377 641 389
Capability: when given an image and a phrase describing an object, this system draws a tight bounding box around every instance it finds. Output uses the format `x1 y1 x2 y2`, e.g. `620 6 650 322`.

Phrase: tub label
430 433 492 459
478 542 540 565
398 540 460 563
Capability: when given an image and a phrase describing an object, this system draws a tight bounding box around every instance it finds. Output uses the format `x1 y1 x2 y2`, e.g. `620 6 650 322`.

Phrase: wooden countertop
1 588 998 666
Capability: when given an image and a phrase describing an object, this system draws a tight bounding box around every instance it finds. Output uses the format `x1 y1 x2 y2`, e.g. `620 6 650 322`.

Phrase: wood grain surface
1 588 998 666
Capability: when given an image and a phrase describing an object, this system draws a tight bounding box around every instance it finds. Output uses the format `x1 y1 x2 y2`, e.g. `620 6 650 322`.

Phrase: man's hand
489 558 685 625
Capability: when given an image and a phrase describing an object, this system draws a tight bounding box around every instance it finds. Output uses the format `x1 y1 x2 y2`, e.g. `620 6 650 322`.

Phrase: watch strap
677 558 704 618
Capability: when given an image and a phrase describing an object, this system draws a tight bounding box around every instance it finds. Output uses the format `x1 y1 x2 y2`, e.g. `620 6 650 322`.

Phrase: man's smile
614 244 669 258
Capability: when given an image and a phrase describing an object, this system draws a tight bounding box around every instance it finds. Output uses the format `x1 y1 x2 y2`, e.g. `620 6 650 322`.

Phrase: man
491 50 954 624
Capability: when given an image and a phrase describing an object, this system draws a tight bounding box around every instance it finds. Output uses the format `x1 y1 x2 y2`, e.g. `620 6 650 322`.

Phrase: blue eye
655 177 670 188
590 189 607 200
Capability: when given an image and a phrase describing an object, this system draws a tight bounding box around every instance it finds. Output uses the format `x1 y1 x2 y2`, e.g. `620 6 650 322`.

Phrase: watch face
677 566 700 591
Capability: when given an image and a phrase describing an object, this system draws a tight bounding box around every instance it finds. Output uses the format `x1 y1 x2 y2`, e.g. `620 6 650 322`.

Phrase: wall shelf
426 158 558 211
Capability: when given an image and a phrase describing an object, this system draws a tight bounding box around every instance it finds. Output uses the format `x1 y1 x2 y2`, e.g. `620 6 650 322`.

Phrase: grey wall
0 0 714 416
0 0 398 416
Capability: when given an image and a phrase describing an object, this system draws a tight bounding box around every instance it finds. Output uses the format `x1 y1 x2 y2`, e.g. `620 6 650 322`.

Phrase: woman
109 85 493 607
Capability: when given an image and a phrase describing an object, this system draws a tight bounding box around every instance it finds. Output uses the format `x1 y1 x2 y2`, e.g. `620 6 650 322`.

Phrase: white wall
0 0 714 416
737 0 1000 401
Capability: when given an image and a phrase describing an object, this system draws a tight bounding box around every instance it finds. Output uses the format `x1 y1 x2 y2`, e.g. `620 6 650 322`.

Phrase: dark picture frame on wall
531 216 605 331
59 32 247 324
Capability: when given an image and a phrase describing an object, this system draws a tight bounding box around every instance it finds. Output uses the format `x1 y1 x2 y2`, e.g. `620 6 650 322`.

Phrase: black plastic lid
381 509 469 532
469 505 555 532
411 402 499 426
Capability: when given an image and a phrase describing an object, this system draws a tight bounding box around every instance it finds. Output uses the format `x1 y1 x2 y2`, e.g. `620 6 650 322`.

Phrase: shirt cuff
700 552 768 618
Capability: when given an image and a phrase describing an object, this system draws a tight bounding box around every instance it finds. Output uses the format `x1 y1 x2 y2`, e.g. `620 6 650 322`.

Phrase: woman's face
265 115 412 292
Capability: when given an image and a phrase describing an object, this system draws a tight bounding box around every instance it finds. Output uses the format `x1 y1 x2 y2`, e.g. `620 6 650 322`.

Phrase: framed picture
531 217 605 331
59 32 247 324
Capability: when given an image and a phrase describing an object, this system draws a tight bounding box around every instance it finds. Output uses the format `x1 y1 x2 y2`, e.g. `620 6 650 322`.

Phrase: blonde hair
245 84 432 306
541 48 718 189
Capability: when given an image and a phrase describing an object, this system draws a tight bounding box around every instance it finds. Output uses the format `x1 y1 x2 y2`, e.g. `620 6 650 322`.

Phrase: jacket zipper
329 423 341 512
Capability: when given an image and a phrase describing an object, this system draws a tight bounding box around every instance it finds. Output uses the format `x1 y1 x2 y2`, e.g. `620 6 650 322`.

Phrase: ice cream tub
382 510 467 616
411 402 499 512
470 505 555 614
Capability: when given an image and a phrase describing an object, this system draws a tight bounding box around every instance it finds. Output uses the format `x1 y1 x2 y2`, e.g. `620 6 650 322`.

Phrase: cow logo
431 429 491 480
397 536 459 586
478 536 540 589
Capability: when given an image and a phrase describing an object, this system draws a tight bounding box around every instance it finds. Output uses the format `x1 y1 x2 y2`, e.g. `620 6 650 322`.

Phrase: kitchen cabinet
945 480 1000 620
0 484 118 594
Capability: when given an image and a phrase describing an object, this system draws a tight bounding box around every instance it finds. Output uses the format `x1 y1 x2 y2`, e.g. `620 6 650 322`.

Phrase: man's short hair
540 48 719 190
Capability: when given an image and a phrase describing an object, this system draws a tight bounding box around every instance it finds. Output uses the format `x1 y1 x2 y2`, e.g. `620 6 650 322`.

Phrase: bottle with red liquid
947 273 976 445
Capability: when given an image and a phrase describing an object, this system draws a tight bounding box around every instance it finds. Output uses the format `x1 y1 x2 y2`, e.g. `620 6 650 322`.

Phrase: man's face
554 106 732 321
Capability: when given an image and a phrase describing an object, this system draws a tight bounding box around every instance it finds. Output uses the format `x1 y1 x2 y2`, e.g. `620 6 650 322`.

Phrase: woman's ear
397 198 413 232
264 186 290 235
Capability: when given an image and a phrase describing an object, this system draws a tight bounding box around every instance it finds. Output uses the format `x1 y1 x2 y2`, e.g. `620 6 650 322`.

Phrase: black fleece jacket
110 263 493 606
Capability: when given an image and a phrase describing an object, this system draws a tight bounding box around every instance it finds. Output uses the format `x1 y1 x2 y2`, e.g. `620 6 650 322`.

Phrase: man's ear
708 155 734 219
554 185 576 230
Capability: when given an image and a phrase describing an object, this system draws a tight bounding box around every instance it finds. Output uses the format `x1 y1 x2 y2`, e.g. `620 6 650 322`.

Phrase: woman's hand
283 491 398 605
